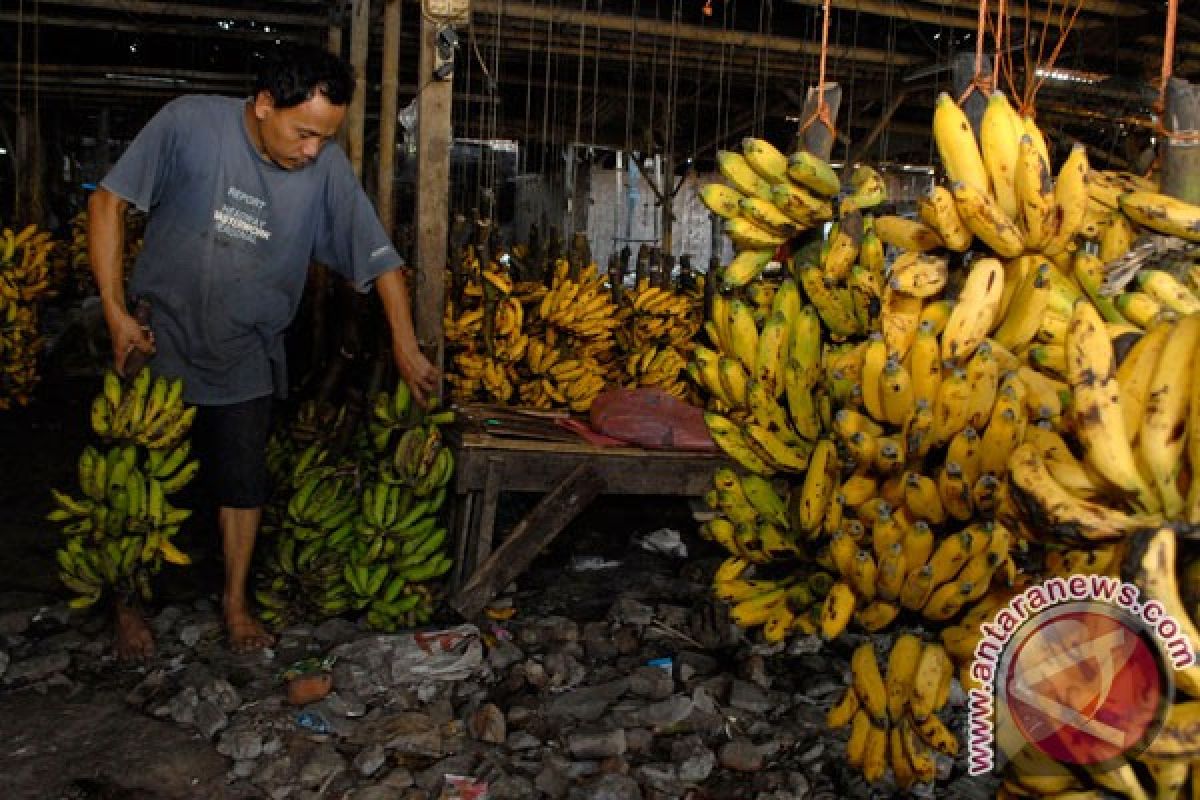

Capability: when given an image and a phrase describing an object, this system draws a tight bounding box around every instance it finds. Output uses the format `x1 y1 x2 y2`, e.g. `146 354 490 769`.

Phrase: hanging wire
624 0 639 157
573 0 587 151
590 0 602 148
539 6 554 176
522 8 534 174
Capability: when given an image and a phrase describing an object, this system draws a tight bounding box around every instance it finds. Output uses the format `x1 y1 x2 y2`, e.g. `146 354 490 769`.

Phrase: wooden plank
452 444 723 496
450 464 606 620
782 0 1106 29
449 491 476 589
415 13 452 382
458 430 717 458
33 0 327 26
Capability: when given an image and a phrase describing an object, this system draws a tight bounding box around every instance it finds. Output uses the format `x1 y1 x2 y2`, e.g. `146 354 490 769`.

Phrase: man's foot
115 603 156 661
225 610 275 653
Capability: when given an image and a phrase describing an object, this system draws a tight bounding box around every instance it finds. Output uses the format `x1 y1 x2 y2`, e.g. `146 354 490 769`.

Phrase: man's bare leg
220 506 275 652
114 599 155 661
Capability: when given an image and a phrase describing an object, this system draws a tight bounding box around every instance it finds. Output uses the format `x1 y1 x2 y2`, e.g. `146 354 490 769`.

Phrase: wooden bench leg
470 456 504 576
449 491 475 591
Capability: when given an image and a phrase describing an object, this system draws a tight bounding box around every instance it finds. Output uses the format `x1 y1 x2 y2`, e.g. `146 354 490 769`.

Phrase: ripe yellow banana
933 92 990 195
918 185 973 252
1119 190 1200 242
951 181 1026 258
941 257 1005 364
1139 313 1200 516
979 91 1023 221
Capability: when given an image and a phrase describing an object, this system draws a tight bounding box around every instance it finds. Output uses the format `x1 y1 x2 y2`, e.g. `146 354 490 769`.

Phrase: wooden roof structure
0 0 1191 170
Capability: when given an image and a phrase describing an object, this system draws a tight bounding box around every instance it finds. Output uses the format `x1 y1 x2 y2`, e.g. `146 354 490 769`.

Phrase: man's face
252 90 345 170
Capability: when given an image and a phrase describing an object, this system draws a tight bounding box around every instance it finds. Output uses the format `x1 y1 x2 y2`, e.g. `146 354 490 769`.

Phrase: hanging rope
1021 0 1084 114
1154 0 1200 143
957 0 993 106
799 0 836 143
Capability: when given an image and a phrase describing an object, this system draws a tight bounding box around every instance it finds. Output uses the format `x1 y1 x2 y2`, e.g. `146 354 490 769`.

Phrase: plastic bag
588 388 716 451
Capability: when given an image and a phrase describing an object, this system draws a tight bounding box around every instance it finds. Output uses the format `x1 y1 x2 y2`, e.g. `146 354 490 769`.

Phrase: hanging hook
799 0 837 143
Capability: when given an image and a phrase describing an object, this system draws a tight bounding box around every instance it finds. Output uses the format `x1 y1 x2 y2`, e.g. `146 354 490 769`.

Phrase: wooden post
15 104 44 226
1162 77 1200 205
416 12 453 382
328 12 347 152
346 0 369 179
378 0 402 234
800 83 842 161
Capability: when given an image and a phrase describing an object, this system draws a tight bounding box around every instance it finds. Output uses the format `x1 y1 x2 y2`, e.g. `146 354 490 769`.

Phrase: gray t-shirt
101 94 402 405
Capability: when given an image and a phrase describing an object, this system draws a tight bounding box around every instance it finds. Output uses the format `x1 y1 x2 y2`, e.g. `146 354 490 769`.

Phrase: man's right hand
108 307 156 377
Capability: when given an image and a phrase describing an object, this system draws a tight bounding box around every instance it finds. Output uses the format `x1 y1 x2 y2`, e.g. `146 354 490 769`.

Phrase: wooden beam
32 0 326 27
912 0 1145 19
449 464 606 619
415 11 452 386
0 11 319 40
346 0 370 179
783 0 1105 31
471 0 925 66
378 0 402 236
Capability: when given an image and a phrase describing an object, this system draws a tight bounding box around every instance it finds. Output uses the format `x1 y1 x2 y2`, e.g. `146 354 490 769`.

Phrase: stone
740 654 772 689
628 665 674 700
0 609 33 636
543 679 629 722
623 728 653 754
612 627 640 655
535 760 570 799
675 651 718 683
467 702 506 744
151 605 183 636
788 772 812 796
194 700 229 738
544 616 580 642
379 767 415 788
787 634 825 657
632 695 693 729
217 729 264 761
322 691 366 718
633 762 681 794
124 668 167 708
487 639 524 671
179 620 219 647
231 758 258 779
33 604 72 628
607 597 654 627
670 737 716 783
505 731 541 751
299 743 346 787
202 678 242 713
729 679 773 714
568 729 627 759
544 650 587 688
354 743 387 777
567 773 643 800
2 651 69 684
178 661 215 690
719 739 764 772
314 617 359 645
168 686 200 725
489 774 535 800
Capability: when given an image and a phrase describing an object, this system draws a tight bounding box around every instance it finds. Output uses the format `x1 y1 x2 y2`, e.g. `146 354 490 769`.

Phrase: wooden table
448 430 726 590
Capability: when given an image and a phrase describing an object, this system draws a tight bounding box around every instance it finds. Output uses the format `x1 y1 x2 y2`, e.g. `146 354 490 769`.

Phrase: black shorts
191 395 274 509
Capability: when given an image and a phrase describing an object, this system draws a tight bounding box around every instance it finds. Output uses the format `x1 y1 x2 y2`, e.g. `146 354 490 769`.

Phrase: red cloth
589 388 717 451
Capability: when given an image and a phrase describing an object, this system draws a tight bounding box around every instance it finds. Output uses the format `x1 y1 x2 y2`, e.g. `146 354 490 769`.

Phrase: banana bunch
691 278 827 476
49 370 198 608
90 369 196 451
256 381 456 633
617 277 704 401
826 637 959 788
520 331 611 412
706 555 835 642
0 223 60 409
701 138 843 289
64 210 144 297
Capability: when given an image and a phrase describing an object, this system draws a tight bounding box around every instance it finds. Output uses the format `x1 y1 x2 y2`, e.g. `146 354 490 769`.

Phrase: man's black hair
254 44 355 109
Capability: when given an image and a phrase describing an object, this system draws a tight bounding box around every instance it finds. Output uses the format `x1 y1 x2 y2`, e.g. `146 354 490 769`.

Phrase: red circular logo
1000 604 1170 766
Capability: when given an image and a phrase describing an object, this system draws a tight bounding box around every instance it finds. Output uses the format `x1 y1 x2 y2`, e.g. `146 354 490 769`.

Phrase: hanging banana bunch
687 88 1200 796
617 276 704 401
0 223 62 409
50 368 199 608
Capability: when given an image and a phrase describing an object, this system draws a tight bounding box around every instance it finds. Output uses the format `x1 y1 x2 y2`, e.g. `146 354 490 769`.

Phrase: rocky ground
0 374 996 800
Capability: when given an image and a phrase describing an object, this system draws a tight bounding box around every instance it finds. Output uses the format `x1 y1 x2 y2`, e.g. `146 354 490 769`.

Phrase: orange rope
799 0 836 141
1155 0 1200 143
957 0 993 106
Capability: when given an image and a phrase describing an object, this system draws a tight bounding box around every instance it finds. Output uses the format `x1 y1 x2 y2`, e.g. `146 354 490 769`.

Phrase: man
89 44 438 660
